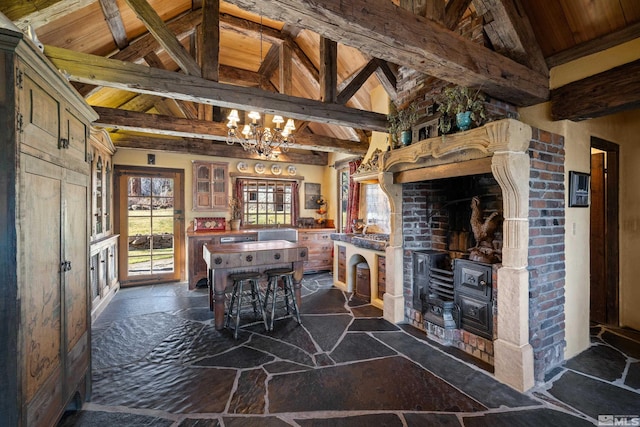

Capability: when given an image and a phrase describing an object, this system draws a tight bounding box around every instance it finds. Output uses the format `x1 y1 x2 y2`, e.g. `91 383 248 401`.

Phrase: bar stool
263 268 302 331
225 271 268 339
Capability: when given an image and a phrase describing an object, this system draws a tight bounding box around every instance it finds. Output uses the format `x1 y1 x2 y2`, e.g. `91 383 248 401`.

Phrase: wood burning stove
414 251 495 341
454 259 494 340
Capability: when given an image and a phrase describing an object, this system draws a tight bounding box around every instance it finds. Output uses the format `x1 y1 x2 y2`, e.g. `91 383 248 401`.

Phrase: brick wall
528 128 566 381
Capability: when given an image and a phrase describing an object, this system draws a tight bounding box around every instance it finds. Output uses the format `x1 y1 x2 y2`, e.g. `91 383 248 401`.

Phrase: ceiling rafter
123 0 202 76
224 0 549 105
473 0 548 76
93 107 367 154
45 45 388 131
98 0 128 49
108 132 330 165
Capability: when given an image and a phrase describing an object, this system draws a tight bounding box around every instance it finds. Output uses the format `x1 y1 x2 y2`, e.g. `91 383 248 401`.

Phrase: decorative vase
456 111 472 131
400 130 412 146
230 219 241 231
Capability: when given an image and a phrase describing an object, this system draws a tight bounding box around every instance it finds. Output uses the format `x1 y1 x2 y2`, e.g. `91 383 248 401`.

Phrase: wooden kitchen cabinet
89 129 119 320
192 161 229 210
337 245 347 283
0 26 98 427
298 228 335 273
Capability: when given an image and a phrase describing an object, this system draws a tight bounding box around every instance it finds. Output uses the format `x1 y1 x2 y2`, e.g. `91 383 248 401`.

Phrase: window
238 178 295 226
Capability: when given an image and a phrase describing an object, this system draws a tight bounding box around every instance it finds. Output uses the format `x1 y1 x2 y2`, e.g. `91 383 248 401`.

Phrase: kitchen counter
330 232 389 251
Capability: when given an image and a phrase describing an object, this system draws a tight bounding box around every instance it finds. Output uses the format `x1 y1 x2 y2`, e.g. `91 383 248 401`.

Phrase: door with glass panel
115 166 184 286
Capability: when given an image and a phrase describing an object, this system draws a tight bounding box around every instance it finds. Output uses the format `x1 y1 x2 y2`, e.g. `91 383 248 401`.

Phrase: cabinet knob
246 255 253 262
214 257 223 265
274 253 281 260
300 250 307 258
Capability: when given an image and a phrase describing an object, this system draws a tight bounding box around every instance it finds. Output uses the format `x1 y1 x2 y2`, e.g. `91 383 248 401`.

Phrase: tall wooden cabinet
89 129 119 321
0 23 98 426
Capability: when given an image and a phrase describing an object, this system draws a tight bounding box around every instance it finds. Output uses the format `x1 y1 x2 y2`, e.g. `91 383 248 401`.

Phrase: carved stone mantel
378 118 535 392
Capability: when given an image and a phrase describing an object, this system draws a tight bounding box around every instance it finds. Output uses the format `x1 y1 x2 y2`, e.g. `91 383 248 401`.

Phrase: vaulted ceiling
2 0 639 164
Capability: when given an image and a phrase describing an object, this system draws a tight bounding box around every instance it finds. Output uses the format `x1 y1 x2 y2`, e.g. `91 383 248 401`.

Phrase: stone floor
58 273 640 426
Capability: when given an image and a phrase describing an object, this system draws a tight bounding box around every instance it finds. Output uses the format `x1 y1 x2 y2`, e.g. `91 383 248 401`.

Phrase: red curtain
345 159 362 233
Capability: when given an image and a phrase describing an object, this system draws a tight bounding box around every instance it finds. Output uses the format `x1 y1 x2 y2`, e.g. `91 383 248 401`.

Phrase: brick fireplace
367 119 565 392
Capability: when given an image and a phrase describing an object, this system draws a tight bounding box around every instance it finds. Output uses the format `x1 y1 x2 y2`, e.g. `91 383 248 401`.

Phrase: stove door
456 294 493 340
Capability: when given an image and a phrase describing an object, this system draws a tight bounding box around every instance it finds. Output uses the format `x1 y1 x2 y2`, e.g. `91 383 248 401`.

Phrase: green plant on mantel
387 102 420 147
437 85 486 134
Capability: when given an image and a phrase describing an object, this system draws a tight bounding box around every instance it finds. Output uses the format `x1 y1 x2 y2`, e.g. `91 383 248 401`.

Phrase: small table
203 240 308 330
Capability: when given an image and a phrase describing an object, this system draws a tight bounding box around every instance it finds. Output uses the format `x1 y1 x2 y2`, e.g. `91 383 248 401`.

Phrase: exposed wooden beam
425 0 445 21
337 59 378 105
143 51 198 119
92 107 368 154
550 58 640 121
108 132 330 165
224 0 548 105
374 59 398 102
546 21 640 68
123 0 202 76
45 45 388 131
320 37 338 103
12 0 96 31
289 38 319 85
98 0 128 50
473 0 548 76
259 44 280 83
444 0 472 30
111 9 202 64
201 0 220 82
279 39 292 95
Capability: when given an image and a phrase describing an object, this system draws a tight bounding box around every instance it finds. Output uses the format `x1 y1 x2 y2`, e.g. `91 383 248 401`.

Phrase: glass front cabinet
89 128 120 320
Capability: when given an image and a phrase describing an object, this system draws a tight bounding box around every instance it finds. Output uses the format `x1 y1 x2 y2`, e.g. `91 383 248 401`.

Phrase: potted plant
437 85 486 134
387 102 420 147
228 197 242 230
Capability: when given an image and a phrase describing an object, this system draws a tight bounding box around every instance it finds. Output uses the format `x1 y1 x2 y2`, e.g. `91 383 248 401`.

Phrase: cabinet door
22 155 64 423
107 240 118 288
62 169 90 391
192 161 228 211
63 107 88 168
19 66 61 158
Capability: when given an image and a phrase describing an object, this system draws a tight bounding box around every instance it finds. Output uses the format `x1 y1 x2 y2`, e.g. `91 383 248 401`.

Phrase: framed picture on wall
568 171 590 207
412 117 439 142
304 182 321 209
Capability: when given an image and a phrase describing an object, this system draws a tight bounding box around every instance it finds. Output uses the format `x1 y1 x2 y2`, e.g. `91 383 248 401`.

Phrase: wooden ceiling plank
224 0 549 105
425 0 445 21
123 0 202 76
473 0 548 76
289 38 319 84
550 58 640 121
320 37 338 103
109 132 330 165
220 13 285 45
258 44 280 85
337 58 378 105
444 0 472 29
98 0 129 50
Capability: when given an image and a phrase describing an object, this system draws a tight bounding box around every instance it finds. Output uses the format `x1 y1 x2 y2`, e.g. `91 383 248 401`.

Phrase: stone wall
528 128 566 381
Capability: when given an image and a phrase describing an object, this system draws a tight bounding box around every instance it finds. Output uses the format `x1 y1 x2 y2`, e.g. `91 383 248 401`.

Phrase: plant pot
456 111 472 131
230 219 241 230
400 130 412 146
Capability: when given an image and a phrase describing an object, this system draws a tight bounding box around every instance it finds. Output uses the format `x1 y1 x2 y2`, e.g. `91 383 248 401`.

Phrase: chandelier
225 109 296 158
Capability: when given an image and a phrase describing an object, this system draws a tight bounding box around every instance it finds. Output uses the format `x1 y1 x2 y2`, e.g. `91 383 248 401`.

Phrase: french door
115 166 185 286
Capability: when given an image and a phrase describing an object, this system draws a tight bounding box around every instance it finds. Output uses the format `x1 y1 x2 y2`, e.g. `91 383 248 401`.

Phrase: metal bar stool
263 268 302 331
225 271 268 339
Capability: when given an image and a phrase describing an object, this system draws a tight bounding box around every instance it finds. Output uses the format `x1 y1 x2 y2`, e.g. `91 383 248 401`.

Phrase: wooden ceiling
2 0 639 163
